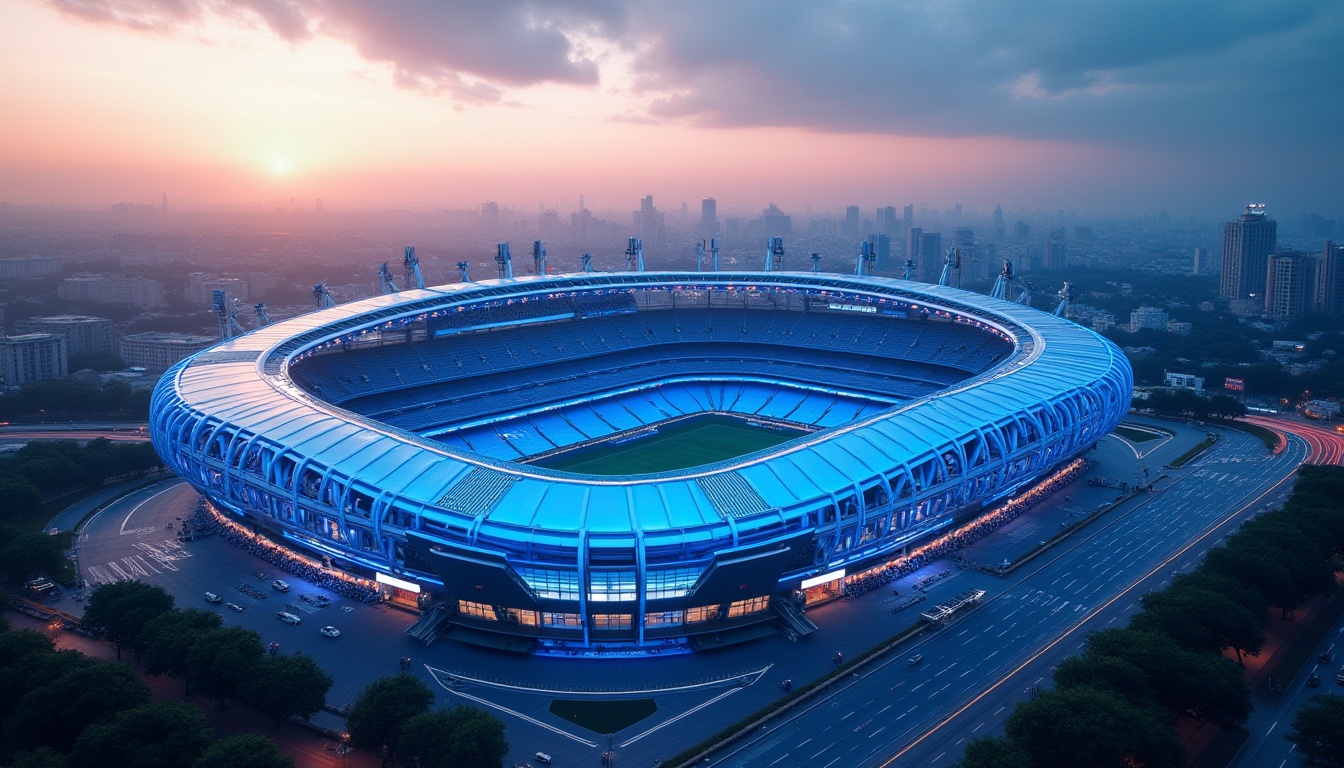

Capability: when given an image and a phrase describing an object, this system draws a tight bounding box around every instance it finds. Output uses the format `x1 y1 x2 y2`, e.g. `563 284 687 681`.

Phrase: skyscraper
1220 204 1277 305
1316 241 1344 316
1264 252 1315 318
701 198 718 235
844 206 861 237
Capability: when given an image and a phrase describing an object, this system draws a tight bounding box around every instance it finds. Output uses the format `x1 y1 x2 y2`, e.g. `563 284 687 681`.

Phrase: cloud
48 0 625 103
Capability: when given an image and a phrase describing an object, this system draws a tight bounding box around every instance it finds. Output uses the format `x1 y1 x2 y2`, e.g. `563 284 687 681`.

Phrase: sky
1 0 1341 217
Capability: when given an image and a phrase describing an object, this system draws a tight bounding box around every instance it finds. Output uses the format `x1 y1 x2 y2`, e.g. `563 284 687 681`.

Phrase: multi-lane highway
1246 414 1344 466
710 428 1307 768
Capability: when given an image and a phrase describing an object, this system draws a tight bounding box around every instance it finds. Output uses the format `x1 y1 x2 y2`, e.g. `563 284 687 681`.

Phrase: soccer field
532 414 808 475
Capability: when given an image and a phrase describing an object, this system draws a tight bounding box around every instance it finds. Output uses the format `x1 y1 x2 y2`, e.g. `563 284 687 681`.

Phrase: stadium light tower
253 303 271 328
990 260 1014 300
532 240 547 275
711 237 720 272
902 259 917 281
212 290 246 340
404 247 425 290
811 253 821 274
764 237 785 271
581 253 594 273
496 243 514 279
1054 281 1075 319
938 248 962 288
856 241 877 276
456 262 472 283
1016 281 1034 305
378 262 400 295
625 237 644 272
313 282 336 308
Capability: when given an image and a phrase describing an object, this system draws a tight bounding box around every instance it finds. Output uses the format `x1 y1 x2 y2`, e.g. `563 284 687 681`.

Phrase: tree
1004 685 1184 768
81 580 175 659
1286 693 1344 768
6 747 68 768
193 734 294 768
398 706 509 768
67 702 213 768
2 654 150 754
1053 652 1157 708
140 609 224 693
346 674 435 766
954 736 1031 768
1084 629 1251 726
185 626 264 708
1207 394 1247 419
1131 583 1265 664
0 526 65 586
240 652 333 723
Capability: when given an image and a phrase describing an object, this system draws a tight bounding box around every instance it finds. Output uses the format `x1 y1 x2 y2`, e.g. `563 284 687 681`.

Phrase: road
709 428 1307 768
1245 415 1344 466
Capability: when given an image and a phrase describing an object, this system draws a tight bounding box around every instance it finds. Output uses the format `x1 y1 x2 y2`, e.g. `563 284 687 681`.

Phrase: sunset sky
2 0 1341 217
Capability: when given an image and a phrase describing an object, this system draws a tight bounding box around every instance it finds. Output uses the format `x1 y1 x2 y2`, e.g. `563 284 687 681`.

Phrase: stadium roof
165 272 1127 538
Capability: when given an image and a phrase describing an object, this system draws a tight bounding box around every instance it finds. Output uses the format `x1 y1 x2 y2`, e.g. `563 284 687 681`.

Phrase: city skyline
2 1 1342 216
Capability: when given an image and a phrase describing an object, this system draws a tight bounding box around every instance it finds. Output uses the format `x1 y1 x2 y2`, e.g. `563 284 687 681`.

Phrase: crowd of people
841 458 1094 598
195 500 382 604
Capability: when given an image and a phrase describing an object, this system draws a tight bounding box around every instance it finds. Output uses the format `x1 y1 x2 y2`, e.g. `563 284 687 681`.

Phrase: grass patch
1169 434 1218 468
548 698 656 734
1114 425 1168 443
532 414 805 475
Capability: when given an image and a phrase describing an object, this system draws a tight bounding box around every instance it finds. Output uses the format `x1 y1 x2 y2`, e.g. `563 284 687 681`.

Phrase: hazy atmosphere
3 0 1342 216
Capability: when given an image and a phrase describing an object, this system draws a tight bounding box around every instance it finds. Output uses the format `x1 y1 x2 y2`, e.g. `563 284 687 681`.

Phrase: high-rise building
0 255 62 280
58 275 164 309
1 333 67 386
919 232 943 282
1264 252 1316 318
119 332 216 373
992 204 1005 240
1044 228 1068 271
906 227 923 277
1220 204 1277 304
1130 306 1170 331
844 206 861 238
701 198 718 235
480 202 500 233
187 273 249 305
634 195 665 249
866 234 891 271
759 204 792 237
1192 247 1211 276
1316 241 1344 316
1014 222 1031 241
877 206 898 236
15 315 115 357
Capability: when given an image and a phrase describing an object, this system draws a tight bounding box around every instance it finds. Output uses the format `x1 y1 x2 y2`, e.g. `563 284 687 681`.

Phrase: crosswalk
86 539 194 585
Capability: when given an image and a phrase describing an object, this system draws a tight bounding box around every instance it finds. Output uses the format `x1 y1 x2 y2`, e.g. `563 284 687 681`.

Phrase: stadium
149 270 1132 655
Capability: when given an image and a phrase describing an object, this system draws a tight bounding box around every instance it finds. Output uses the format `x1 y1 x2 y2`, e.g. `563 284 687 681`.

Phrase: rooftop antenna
253 303 271 328
990 259 1015 300
711 237 720 272
1054 281 1075 318
856 241 877 276
403 246 424 290
581 253 594 273
696 241 705 272
625 237 644 272
901 259 917 281
532 240 547 275
938 247 961 288
810 252 821 274
765 236 785 271
456 261 472 282
378 261 400 295
212 290 246 340
313 281 336 309
495 243 513 279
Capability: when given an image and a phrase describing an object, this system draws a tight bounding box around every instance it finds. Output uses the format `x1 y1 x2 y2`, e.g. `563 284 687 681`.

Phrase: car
320 626 340 638
271 579 290 592
1321 644 1335 663
534 753 553 765
225 602 244 612
276 611 302 625
1307 673 1321 687
204 592 222 604
907 654 923 667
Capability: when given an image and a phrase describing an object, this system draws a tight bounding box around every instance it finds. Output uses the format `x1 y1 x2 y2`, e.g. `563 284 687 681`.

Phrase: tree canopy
346 674 435 766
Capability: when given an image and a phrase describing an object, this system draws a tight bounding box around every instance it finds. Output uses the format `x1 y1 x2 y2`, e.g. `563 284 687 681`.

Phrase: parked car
271 579 290 592
204 592 222 604
276 611 301 625
320 626 340 638
1307 673 1320 687
225 602 244 612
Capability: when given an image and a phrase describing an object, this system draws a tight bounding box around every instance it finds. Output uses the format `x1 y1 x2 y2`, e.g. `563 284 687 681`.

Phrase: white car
271 579 290 592
320 625 340 638
225 602 244 612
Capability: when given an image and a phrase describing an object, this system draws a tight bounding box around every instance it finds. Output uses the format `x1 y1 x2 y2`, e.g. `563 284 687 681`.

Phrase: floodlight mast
495 243 513 279
1054 281 1075 318
938 248 962 288
403 247 425 290
212 290 245 340
765 237 785 271
456 262 472 283
990 260 1015 300
581 253 594 273
532 240 547 275
902 259 917 281
378 262 400 295
253 303 271 328
625 237 644 272
856 241 877 276
313 281 336 309
711 237 721 272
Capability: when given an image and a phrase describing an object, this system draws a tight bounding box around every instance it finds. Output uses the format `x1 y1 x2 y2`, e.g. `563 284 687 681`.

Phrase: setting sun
268 156 292 176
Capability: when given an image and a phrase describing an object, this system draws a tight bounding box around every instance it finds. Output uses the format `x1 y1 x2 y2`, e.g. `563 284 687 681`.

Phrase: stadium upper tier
150 272 1132 652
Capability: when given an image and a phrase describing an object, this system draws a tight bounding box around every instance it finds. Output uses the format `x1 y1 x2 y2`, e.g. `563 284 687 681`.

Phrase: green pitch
532 414 808 475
